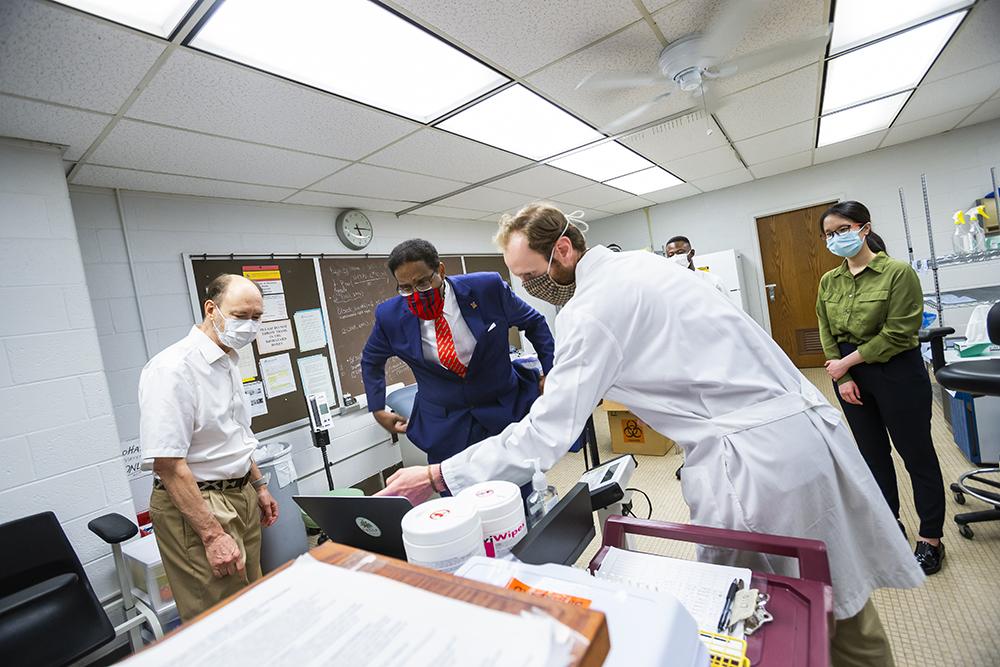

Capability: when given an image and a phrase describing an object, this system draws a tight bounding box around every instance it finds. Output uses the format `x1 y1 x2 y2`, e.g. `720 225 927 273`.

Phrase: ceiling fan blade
575 71 666 91
604 93 672 133
708 23 832 77
697 0 768 62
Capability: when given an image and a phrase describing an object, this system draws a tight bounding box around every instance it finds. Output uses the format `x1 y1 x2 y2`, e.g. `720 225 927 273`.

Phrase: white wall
589 119 1000 333
70 188 512 505
0 140 134 599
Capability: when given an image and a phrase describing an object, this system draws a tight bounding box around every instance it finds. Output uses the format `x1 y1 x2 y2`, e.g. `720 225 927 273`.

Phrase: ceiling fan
577 0 832 133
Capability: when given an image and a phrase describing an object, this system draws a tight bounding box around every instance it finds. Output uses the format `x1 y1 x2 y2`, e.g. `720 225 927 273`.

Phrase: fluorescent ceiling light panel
52 0 196 37
437 85 604 160
817 91 910 147
823 12 965 114
548 141 653 182
830 0 972 54
190 0 507 123
604 167 683 195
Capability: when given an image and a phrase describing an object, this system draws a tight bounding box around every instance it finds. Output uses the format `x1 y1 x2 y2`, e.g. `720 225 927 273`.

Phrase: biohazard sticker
622 418 645 443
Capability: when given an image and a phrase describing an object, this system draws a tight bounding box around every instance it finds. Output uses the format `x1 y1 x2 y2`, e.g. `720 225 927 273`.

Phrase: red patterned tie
434 315 467 378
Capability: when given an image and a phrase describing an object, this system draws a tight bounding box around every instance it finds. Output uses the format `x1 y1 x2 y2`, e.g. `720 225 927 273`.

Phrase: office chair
922 301 1000 539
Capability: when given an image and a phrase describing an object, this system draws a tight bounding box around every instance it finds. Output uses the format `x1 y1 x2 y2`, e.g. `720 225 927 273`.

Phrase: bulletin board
189 257 339 434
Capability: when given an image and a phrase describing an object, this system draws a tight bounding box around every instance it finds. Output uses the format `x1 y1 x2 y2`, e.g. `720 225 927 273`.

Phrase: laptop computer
512 482 596 566
292 495 413 560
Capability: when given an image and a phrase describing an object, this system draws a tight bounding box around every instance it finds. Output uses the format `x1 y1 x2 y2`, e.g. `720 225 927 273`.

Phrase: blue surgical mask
827 230 865 258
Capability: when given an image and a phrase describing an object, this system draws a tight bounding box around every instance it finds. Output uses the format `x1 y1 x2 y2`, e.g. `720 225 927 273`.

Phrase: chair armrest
88 513 138 544
919 327 955 372
918 327 954 343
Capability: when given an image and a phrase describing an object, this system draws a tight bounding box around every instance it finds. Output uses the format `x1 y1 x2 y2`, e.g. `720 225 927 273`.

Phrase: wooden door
756 202 842 367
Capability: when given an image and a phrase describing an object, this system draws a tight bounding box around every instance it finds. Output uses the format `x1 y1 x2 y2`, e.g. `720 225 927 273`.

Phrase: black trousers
836 344 946 539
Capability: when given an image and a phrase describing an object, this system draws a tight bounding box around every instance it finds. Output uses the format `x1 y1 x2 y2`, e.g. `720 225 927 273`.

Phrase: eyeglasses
823 223 867 241
397 272 439 297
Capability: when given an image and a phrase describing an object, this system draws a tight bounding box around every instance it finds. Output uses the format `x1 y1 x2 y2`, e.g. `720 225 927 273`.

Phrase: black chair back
988 301 1000 345
0 512 115 666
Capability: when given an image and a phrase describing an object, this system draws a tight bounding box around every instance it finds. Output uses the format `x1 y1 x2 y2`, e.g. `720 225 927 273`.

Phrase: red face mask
406 286 444 320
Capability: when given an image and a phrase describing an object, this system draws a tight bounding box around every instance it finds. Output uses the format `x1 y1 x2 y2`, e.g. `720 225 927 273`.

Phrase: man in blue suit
362 239 555 466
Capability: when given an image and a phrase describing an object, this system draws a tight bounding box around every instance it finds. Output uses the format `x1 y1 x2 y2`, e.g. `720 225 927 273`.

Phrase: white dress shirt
419 280 477 368
697 269 729 295
139 326 256 481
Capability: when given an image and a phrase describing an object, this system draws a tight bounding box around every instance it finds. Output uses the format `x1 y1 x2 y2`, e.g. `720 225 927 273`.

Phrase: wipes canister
458 480 527 558
401 497 486 573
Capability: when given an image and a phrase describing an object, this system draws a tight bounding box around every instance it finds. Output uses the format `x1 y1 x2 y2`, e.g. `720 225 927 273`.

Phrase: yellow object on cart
700 630 751 667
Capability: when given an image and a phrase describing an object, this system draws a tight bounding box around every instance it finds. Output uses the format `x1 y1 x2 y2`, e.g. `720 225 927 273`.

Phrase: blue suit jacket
361 272 555 464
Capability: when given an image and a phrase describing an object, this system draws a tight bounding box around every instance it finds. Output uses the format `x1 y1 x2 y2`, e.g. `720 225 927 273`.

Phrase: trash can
253 441 308 573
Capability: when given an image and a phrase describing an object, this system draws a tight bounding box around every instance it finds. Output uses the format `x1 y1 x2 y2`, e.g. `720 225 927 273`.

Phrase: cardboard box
974 197 998 234
601 400 676 456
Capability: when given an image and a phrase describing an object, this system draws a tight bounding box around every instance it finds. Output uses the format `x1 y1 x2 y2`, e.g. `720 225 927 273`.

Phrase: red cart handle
600 515 832 586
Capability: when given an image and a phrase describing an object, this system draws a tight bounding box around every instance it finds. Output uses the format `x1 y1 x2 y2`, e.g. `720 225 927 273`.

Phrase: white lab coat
441 246 924 620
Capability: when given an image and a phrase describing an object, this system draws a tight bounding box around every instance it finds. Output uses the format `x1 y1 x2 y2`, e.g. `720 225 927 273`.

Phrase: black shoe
915 540 945 575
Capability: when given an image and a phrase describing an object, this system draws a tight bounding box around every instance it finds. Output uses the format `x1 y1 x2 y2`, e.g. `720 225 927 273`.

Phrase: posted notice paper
261 293 288 322
293 308 327 352
236 343 258 382
297 354 336 407
256 320 295 355
242 264 283 295
243 380 268 417
259 353 296 398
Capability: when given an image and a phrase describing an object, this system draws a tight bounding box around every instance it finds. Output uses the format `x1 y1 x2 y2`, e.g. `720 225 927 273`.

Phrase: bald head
203 274 264 321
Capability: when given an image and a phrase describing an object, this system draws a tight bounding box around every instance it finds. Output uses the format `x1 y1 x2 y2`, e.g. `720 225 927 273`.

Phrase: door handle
765 284 777 302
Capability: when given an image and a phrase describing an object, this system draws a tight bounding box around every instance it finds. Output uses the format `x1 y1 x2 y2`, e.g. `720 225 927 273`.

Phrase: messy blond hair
494 202 587 257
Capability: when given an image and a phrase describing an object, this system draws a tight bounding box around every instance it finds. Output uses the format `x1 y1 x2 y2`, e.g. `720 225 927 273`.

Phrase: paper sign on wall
261 293 288 322
259 353 296 398
236 343 258 382
121 438 143 480
242 265 284 295
256 319 295 354
297 354 337 408
293 308 327 352
243 380 268 417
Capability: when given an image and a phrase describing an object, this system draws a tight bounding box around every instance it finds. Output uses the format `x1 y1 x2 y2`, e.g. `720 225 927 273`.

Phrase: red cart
590 516 833 667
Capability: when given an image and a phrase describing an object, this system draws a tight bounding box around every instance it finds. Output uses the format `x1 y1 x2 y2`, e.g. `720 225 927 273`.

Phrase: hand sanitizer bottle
525 459 559 528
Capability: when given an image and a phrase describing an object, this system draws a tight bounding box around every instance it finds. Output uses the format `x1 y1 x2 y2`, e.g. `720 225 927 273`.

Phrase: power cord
625 487 653 520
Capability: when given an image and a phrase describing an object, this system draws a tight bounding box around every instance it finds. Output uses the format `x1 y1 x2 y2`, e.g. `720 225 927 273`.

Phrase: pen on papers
717 578 742 633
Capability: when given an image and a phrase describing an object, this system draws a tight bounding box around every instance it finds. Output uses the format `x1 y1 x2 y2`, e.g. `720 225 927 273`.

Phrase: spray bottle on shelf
965 205 988 253
525 458 559 528
952 210 975 255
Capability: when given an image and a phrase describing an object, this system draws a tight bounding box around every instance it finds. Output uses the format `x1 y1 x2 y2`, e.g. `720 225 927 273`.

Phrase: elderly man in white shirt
139 274 278 621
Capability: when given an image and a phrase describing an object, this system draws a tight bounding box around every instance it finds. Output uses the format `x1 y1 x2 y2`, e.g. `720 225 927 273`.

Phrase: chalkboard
462 255 522 349
190 257 338 433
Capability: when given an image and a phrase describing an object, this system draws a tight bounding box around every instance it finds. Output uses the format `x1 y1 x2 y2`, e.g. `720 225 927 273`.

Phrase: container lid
401 497 481 546
122 535 161 564
459 481 522 519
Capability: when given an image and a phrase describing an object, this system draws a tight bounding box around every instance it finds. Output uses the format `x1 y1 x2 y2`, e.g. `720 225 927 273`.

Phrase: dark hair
665 235 691 247
819 201 888 254
388 239 440 275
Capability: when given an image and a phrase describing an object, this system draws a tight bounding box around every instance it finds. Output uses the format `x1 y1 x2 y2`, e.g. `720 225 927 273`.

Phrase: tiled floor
547 367 1000 666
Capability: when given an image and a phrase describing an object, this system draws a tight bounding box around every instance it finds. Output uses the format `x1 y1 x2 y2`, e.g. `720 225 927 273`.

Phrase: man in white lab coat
381 204 923 666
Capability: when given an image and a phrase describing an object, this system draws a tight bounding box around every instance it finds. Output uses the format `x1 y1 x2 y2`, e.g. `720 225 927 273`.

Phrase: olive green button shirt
815 252 923 384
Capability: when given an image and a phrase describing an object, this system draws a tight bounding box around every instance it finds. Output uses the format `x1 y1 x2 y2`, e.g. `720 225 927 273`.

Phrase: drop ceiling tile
365 128 530 183
662 145 742 181
89 120 348 188
0 95 110 160
73 165 297 202
621 111 729 164
0 0 165 113
310 163 463 201
643 182 701 204
548 202 610 222
733 120 814 165
883 106 978 148
436 187 533 213
598 196 656 215
813 131 885 164
407 204 493 220
526 21 687 133
392 0 640 76
127 50 419 161
957 97 1000 128
924 0 1000 83
489 166 594 198
896 62 1000 125
285 191 413 213
556 183 632 209
715 64 821 141
748 151 813 179
690 168 753 192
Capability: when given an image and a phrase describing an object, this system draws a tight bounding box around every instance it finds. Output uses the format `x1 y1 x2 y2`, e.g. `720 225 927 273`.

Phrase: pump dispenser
525 458 559 528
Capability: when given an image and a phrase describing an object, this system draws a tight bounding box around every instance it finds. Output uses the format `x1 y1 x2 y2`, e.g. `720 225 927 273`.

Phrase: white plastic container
459 480 527 558
122 536 174 613
401 497 486 573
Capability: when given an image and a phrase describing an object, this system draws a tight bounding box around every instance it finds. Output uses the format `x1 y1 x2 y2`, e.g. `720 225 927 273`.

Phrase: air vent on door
796 328 823 355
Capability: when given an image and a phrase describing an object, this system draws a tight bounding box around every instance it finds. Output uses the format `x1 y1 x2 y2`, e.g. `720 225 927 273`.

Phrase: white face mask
668 252 691 268
211 304 260 349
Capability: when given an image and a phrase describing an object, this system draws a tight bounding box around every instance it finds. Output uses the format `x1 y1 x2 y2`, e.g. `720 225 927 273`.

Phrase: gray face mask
521 218 577 306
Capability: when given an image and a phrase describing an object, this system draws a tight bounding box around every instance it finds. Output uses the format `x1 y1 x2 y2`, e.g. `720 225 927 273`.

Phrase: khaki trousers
831 598 896 667
149 483 262 621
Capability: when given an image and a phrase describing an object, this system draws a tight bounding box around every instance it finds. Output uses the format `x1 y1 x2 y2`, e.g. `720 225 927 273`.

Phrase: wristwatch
251 476 268 490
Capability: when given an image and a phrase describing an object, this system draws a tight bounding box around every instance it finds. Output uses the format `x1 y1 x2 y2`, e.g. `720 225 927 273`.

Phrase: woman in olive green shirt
816 201 946 575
